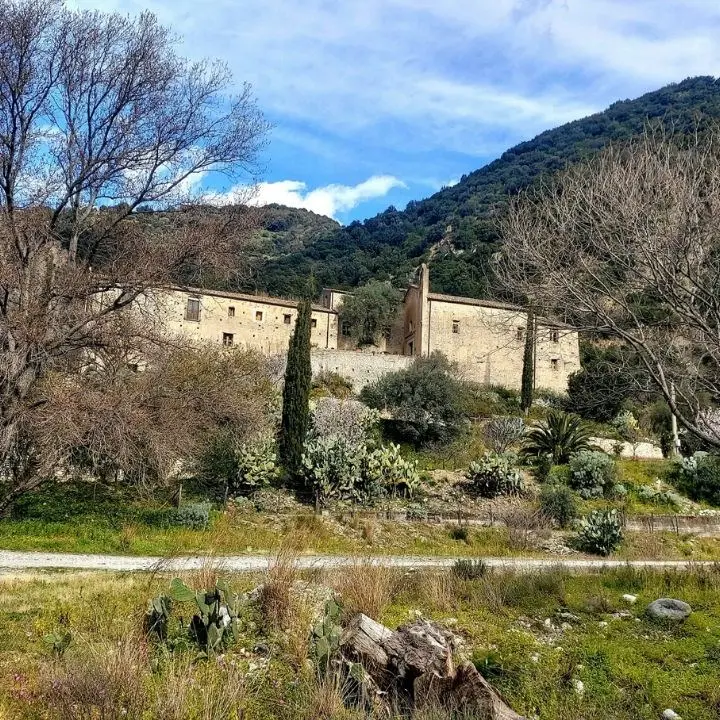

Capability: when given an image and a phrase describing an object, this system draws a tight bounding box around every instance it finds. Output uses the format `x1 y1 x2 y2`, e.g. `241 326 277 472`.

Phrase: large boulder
646 598 692 622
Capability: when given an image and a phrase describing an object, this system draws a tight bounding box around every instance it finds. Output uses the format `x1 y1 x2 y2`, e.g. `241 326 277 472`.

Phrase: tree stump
341 613 525 719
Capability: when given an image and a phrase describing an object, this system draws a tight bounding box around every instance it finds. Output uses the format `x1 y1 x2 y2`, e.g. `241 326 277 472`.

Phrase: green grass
2 565 720 719
3 476 720 560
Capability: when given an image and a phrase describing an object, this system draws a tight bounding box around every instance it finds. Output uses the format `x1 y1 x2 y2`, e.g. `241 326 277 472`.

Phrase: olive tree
499 125 720 450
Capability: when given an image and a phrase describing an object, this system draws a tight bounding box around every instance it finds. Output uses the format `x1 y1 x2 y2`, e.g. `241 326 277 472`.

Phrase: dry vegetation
1 561 720 719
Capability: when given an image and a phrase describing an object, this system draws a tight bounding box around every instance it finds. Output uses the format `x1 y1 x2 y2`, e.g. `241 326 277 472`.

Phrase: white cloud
71 0 720 159
211 175 406 219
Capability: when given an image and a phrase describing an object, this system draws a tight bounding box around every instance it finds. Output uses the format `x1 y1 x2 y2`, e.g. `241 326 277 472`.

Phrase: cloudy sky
77 0 720 223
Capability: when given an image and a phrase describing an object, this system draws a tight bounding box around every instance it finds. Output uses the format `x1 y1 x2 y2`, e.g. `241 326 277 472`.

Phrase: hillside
239 76 720 299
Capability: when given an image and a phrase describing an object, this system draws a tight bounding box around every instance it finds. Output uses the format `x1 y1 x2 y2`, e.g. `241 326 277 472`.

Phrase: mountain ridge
238 76 720 299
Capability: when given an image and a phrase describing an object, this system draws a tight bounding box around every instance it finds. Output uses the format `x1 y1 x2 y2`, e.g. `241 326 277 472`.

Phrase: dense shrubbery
170 502 212 530
539 484 577 528
466 452 524 498
337 280 400 346
575 509 624 556
668 452 720 505
568 450 618 499
361 353 466 446
310 397 379 446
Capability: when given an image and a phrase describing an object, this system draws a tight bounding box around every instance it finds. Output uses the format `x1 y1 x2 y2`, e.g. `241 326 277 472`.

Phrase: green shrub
522 410 594 465
170 502 211 530
668 452 720 505
546 464 571 485
466 452 524 498
539 484 577 528
452 558 487 580
568 450 617 498
575 509 624 556
449 525 470 543
361 353 466 446
194 429 240 492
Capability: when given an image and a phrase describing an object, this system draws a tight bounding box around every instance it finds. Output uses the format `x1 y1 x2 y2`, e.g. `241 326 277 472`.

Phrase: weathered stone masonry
145 265 580 393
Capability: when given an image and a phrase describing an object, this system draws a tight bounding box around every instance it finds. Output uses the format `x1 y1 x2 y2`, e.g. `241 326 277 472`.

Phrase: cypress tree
279 297 313 482
521 307 535 414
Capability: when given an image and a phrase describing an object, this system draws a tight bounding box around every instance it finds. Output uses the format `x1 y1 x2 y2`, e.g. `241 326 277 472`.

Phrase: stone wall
144 287 338 354
311 349 413 392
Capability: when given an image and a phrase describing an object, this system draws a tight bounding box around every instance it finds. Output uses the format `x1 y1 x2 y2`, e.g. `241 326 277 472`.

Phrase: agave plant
522 410 594 465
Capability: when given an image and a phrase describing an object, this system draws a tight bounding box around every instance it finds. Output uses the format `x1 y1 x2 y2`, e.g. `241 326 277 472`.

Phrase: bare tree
0 0 269 512
499 124 720 449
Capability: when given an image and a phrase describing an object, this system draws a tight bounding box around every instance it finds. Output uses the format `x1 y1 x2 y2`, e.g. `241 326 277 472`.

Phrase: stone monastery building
154 264 580 393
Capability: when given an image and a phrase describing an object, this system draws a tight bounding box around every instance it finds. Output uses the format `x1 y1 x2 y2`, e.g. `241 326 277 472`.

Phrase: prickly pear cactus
310 597 343 671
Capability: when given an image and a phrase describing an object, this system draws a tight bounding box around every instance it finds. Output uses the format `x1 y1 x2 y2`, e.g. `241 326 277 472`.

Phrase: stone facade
402 265 580 393
146 286 337 354
143 265 580 393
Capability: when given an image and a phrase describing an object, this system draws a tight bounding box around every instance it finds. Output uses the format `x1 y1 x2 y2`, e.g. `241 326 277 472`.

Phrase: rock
556 611 581 623
622 594 638 604
662 710 682 720
647 599 692 622
574 679 585 697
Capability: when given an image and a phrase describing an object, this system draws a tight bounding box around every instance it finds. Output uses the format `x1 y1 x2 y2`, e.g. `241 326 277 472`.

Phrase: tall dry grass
259 542 301 630
40 635 150 720
332 559 398 619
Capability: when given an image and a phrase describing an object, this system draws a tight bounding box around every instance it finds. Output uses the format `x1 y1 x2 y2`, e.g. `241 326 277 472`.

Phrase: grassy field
2 474 720 561
1 563 719 719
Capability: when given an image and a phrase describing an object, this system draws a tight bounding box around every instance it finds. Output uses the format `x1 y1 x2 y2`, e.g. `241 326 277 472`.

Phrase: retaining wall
311 349 413 391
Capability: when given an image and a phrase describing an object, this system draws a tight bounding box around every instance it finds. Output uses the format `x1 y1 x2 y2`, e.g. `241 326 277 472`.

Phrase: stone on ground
646 599 692 622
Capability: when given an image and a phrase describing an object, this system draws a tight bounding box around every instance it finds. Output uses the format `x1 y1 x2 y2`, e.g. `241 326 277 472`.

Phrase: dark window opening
549 329 559 343
550 358 559 371
222 333 234 346
185 298 200 321
284 314 292 324
311 318 318 328
228 306 235 318
452 320 460 334
341 321 351 336
255 311 263 321
516 326 524 341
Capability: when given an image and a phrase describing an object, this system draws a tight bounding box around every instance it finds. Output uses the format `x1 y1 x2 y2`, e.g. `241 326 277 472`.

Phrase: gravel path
0 550 714 573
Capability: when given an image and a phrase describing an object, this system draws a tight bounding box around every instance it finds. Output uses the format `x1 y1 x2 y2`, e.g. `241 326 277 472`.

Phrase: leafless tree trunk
0 0 268 512
498 124 720 450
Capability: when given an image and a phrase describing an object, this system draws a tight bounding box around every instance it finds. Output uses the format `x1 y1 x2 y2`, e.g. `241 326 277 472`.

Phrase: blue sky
77 0 720 223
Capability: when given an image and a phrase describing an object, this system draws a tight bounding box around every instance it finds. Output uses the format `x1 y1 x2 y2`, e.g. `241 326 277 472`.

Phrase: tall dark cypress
520 307 535 414
279 297 313 482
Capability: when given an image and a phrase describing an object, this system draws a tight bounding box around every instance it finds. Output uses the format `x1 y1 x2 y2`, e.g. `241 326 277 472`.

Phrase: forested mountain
234 76 720 300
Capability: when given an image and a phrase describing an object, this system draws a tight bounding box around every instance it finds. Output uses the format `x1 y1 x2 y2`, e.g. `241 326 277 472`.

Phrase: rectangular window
311 318 318 328
284 313 292 324
452 320 460 334
516 326 524 341
341 320 351 336
185 297 200 322
255 310 263 321
228 306 235 318
550 358 559 371
549 329 559 343
222 332 234 346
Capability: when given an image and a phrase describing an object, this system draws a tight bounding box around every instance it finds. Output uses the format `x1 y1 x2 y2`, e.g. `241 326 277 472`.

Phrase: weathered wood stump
341 613 525 719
